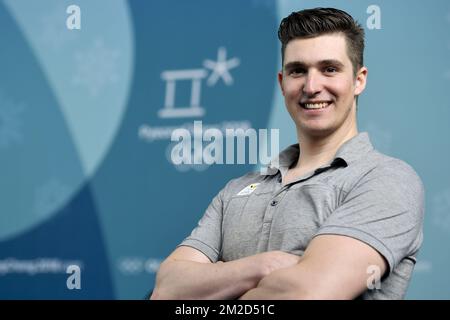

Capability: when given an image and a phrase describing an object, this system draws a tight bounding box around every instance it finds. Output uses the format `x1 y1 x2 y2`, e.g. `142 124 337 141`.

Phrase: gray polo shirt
179 132 425 299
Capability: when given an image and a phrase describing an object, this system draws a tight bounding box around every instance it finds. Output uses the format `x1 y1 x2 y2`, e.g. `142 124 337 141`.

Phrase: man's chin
298 125 336 139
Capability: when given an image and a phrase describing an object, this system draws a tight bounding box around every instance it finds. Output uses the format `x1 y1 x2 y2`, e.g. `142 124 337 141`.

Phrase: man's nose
302 70 322 96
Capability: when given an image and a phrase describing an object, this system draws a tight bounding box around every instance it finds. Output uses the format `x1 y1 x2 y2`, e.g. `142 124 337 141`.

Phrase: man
151 7 424 300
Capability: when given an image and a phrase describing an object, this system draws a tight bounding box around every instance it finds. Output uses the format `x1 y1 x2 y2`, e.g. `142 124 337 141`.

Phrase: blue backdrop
0 0 449 299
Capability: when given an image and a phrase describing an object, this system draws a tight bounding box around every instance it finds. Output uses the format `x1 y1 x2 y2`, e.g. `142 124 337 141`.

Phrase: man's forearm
239 266 301 300
151 257 266 300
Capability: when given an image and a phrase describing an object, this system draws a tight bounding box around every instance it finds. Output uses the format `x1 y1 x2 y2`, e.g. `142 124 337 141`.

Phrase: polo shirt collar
264 132 374 176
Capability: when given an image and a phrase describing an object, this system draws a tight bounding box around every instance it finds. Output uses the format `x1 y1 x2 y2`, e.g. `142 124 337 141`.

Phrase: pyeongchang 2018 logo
138 46 279 172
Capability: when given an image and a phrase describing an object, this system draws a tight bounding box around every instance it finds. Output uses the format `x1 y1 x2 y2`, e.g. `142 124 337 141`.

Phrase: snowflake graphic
0 92 24 149
431 189 450 232
38 4 79 51
34 178 71 218
364 122 393 154
72 39 120 97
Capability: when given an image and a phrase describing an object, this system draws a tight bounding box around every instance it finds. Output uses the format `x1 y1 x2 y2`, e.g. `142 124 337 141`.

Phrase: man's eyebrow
318 59 345 68
283 61 307 71
283 59 345 71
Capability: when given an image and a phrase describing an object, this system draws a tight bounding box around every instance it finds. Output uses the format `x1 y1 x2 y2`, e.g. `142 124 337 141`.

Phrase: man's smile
299 100 333 110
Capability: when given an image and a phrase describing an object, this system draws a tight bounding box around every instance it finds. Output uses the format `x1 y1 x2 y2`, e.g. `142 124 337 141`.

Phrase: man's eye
325 67 337 73
289 68 305 75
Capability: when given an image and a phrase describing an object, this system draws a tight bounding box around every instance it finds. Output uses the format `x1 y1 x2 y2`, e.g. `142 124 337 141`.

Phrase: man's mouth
299 101 332 110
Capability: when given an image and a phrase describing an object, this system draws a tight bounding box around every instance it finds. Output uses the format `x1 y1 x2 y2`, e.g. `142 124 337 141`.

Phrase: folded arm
239 234 387 300
151 246 301 300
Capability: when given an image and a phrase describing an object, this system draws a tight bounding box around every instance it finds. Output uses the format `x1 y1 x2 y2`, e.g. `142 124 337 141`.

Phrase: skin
279 33 368 182
152 32 387 300
239 33 386 299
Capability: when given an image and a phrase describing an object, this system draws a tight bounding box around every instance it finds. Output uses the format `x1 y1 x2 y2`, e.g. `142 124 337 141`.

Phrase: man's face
278 33 367 138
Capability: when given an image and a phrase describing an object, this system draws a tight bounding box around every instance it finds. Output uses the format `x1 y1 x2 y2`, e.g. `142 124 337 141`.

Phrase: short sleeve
178 185 227 262
315 159 425 273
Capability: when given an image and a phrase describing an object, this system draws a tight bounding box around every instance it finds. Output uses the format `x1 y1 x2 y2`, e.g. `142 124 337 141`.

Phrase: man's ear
278 71 285 96
354 66 368 96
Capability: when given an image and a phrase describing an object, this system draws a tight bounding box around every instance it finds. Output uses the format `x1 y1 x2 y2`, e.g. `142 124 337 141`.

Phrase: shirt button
270 200 278 206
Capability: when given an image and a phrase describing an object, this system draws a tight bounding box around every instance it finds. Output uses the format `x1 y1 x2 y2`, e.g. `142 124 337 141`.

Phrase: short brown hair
278 7 365 76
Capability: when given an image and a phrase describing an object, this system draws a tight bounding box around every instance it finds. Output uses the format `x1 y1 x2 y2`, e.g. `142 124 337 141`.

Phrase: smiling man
151 8 425 300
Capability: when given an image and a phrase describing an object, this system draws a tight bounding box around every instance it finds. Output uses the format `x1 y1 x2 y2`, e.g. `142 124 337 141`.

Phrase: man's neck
294 124 358 171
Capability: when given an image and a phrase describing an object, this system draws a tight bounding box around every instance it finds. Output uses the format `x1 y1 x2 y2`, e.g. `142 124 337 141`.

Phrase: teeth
303 102 330 109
